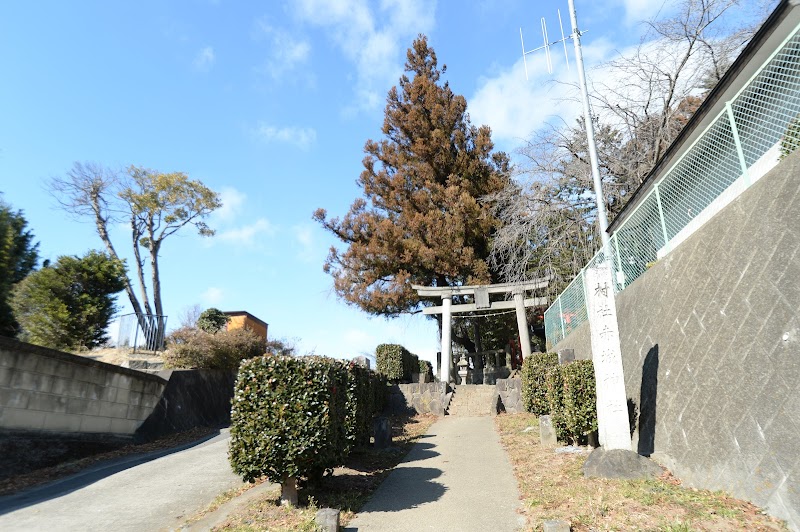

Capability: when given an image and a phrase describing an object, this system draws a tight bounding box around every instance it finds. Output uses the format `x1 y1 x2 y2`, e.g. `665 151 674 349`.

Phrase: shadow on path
0 430 223 515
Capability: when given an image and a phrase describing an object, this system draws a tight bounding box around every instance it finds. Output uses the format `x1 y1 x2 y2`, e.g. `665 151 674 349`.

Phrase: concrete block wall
0 337 166 436
552 152 800 528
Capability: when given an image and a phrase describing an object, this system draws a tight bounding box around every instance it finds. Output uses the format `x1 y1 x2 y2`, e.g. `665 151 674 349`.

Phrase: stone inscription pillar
585 264 631 451
514 290 532 361
441 296 453 383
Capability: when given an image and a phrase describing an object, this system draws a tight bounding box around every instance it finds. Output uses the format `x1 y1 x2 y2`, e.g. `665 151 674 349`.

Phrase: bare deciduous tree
488 0 775 296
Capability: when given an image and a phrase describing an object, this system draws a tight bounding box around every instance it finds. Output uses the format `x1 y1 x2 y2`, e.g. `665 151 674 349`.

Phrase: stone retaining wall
551 151 800 527
389 382 449 416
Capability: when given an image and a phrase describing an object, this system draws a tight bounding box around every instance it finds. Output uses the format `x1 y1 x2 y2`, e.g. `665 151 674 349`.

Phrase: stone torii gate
412 279 549 383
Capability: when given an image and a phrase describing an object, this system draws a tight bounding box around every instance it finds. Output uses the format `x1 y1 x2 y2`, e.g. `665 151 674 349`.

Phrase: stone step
447 385 498 417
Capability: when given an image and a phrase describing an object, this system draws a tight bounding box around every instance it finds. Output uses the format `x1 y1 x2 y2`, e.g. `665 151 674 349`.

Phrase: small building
224 311 268 345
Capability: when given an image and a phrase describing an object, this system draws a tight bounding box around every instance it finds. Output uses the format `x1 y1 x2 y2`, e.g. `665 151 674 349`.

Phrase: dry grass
495 413 788 531
204 413 437 531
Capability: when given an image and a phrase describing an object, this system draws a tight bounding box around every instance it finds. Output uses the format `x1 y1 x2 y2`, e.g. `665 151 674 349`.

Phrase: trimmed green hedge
543 360 598 445
229 355 387 485
561 360 597 443
521 352 558 415
418 359 432 381
545 364 568 442
375 343 419 382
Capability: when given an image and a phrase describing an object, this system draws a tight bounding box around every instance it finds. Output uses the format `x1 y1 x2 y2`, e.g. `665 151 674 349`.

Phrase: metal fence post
558 296 565 344
726 101 751 186
612 232 624 290
653 184 670 253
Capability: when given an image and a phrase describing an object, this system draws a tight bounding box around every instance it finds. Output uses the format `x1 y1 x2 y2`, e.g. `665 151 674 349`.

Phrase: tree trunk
91 195 149 340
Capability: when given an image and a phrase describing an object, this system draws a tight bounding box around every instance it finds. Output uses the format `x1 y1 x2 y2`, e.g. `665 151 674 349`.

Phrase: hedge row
375 343 419 382
521 352 558 415
228 355 387 485
522 354 598 445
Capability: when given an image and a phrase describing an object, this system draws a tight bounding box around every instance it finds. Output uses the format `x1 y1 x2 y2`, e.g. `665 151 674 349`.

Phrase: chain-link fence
545 23 800 348
116 313 168 353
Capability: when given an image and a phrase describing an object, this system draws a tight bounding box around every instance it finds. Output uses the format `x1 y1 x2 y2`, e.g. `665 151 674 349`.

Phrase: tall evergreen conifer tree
315 36 511 318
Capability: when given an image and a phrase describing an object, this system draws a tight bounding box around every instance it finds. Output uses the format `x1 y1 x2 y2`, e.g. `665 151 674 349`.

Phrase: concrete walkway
346 416 524 532
0 430 243 532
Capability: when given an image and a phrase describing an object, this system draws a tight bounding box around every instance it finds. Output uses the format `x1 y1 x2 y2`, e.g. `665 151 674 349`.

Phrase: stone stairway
446 385 498 417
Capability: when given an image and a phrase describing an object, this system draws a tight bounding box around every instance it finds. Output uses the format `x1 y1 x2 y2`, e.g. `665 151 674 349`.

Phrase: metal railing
545 23 800 348
116 313 168 352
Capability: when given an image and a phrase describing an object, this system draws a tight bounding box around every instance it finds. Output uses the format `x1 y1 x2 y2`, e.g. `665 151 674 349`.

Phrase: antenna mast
520 0 611 253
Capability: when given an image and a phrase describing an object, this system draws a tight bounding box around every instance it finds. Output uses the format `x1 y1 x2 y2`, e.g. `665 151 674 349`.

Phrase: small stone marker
557 349 575 364
543 519 571 532
539 415 557 447
373 416 391 449
315 508 340 532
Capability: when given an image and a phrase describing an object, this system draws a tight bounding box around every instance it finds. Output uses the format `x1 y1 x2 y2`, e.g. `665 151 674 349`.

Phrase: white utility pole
567 0 611 253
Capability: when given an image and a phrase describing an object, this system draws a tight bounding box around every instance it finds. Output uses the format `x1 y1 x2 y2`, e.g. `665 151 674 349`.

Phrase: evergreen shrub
418 359 432 381
229 355 388 487
521 352 558 415
376 343 418 382
196 307 229 333
545 364 568 442
543 360 598 445
229 355 348 484
343 362 386 450
561 360 597 443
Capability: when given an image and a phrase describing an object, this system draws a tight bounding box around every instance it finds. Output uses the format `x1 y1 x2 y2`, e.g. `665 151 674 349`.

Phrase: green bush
164 326 264 370
418 359 432 381
522 352 558 415
545 364 567 442
376 343 404 381
376 343 418 382
229 355 348 484
197 307 230 333
561 360 597 444
229 355 389 488
344 362 387 450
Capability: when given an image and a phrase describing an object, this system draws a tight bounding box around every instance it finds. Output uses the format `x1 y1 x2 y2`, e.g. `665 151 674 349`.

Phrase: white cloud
620 0 668 24
292 223 319 262
201 286 224 305
254 18 312 81
293 0 436 113
252 122 317 149
193 46 216 72
216 218 276 246
214 186 247 222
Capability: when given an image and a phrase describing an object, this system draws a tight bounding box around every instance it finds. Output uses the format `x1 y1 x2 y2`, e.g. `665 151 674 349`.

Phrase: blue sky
0 0 732 363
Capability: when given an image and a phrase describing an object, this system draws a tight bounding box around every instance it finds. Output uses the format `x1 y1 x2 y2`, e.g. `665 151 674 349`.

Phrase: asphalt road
0 430 243 532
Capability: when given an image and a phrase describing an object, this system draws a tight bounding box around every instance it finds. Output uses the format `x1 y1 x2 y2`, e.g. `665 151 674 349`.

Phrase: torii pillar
440 296 453 383
513 289 532 361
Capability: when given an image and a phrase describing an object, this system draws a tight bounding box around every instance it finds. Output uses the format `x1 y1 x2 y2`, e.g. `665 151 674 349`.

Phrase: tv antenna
519 9 572 78
519 0 610 252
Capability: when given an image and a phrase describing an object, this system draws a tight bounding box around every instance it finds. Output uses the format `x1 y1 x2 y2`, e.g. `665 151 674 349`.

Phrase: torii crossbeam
412 278 549 383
